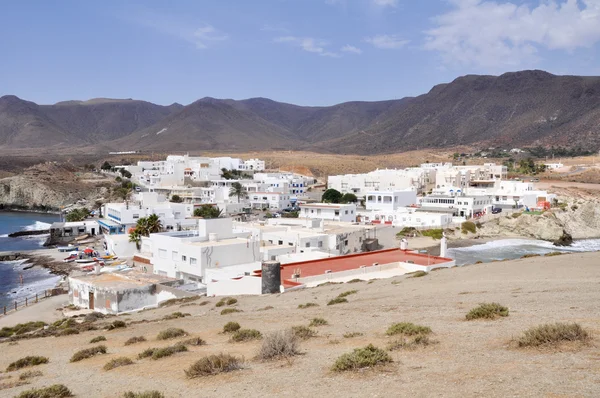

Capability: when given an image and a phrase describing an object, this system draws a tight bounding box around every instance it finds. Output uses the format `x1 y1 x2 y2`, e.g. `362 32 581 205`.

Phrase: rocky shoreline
0 252 75 277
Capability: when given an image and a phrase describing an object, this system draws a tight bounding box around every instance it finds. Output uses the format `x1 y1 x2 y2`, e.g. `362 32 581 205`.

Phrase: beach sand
1 251 599 397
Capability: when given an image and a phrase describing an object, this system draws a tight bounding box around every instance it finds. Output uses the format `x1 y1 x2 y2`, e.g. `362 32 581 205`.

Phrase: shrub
14 384 73 398
343 332 363 338
137 348 156 359
410 271 428 278
309 318 328 327
19 370 43 380
516 323 590 348
386 322 432 337
7 356 49 372
53 319 77 329
298 302 319 309
223 322 241 333
230 329 262 342
387 335 433 351
221 308 242 315
182 337 206 346
124 336 147 346
84 312 105 323
185 354 243 378
162 312 187 320
122 392 165 398
106 320 127 330
70 345 107 362
226 298 238 305
337 290 358 298
150 344 187 360
257 330 300 360
57 328 79 336
327 297 348 306
159 296 200 307
347 279 363 283
466 303 509 320
257 306 274 311
90 336 106 344
521 253 541 258
461 221 477 234
103 357 134 371
331 344 392 372
421 229 444 240
292 326 317 340
396 227 416 237
545 252 564 257
157 328 187 340
0 321 47 338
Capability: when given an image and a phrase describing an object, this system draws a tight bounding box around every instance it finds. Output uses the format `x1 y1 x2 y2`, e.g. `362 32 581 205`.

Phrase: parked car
491 207 502 214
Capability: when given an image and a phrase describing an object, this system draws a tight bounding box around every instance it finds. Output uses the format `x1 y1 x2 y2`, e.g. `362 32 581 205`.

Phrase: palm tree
128 228 142 250
229 182 245 203
146 213 163 234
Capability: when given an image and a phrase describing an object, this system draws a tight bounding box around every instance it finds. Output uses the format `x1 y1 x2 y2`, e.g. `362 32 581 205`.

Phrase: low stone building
68 271 194 314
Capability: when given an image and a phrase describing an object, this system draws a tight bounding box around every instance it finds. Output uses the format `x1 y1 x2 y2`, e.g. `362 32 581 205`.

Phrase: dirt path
0 295 67 328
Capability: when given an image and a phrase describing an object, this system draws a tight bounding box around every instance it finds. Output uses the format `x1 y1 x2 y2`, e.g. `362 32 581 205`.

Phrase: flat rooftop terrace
280 249 452 280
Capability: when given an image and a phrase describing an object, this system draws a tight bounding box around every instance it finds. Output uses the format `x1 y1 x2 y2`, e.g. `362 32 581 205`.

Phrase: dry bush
124 336 147 346
230 329 262 342
516 323 591 348
257 306 274 311
309 318 328 327
327 297 348 306
347 279 363 283
292 326 317 340
216 297 237 307
105 320 127 331
410 271 428 278
122 392 165 398
57 328 79 337
226 298 238 305
90 336 106 344
337 290 358 298
70 345 107 362
221 308 242 315
343 332 363 338
157 328 187 340
159 296 200 307
387 335 434 351
185 354 243 378
386 322 431 337
298 302 319 309
466 303 509 320
7 356 49 372
332 344 392 372
14 384 73 398
0 379 29 390
0 321 46 338
19 370 43 380
138 343 188 360
162 312 189 320
181 337 206 346
257 330 300 360
223 322 241 333
103 357 134 371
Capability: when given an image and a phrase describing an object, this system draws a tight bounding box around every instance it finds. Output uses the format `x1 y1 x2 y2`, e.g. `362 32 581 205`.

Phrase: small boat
63 254 77 263
75 258 97 264
57 246 79 252
100 264 128 273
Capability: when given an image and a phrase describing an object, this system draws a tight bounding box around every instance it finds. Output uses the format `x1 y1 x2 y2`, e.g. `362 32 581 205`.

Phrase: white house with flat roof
419 194 493 218
365 189 417 212
300 203 357 222
248 192 293 210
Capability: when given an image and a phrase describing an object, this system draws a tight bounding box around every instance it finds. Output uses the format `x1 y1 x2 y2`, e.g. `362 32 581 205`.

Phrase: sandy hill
1 251 599 397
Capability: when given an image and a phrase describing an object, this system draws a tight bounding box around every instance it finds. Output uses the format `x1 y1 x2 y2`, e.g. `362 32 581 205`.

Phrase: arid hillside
1 251 599 397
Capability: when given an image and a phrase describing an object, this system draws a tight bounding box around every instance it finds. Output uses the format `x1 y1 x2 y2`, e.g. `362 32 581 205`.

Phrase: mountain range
1 70 599 154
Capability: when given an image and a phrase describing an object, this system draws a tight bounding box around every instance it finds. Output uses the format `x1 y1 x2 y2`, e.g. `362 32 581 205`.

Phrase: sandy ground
1 251 599 397
538 180 600 191
0 295 67 328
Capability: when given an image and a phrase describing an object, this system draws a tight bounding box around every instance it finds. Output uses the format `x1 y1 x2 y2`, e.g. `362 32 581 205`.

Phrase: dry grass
0 379 29 391
257 330 301 361
309 318 329 327
184 354 243 378
337 290 358 298
410 271 428 278
515 323 591 348
122 392 165 398
103 357 134 371
343 332 363 338
466 303 509 320
182 337 206 346
327 297 348 306
156 328 187 340
223 322 241 333
70 345 107 363
89 336 107 344
230 329 262 342
386 322 432 336
124 336 147 346
105 320 127 331
298 302 319 309
14 384 73 398
159 296 201 307
56 328 79 337
221 308 242 315
257 306 274 311
19 370 43 380
216 297 238 307
292 326 317 340
138 343 188 360
162 312 189 320
7 356 49 372
331 344 392 372
387 335 434 351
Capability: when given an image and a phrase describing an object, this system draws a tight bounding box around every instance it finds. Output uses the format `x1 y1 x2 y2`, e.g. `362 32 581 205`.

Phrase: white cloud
341 44 363 54
364 34 409 49
372 0 398 7
275 36 340 57
193 25 228 49
425 0 600 68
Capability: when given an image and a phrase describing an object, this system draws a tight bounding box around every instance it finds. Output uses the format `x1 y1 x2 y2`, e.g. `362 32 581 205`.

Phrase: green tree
170 195 183 203
193 204 223 219
128 228 142 250
114 187 132 201
282 211 299 218
145 214 163 234
119 169 132 179
340 193 358 204
229 182 245 203
65 208 90 222
322 189 343 203
128 214 163 250
101 161 112 171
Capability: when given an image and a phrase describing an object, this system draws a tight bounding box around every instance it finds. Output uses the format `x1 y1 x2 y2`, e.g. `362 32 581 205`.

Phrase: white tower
440 233 448 258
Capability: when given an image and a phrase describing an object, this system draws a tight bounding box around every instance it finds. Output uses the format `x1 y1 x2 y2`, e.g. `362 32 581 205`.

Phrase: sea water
0 212 61 309
448 238 600 266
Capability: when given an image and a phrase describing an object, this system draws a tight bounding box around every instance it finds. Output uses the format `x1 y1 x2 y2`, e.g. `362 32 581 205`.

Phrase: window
181 255 187 262
278 240 283 245
158 249 167 259
334 210 340 216
345 210 348 215
288 243 293 246
172 251 178 260
190 257 197 265
305 242 310 248
344 240 348 246
133 214 139 219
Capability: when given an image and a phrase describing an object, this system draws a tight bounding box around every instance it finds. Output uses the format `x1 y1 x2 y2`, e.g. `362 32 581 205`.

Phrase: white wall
206 275 262 296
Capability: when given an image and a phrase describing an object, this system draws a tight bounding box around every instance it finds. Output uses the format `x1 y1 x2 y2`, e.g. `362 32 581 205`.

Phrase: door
91 228 95 236
89 292 95 309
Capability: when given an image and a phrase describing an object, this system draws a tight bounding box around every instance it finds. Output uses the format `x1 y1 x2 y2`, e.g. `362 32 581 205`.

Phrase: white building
358 207 456 228
248 192 293 211
328 168 433 197
419 194 494 218
365 189 417 212
300 203 357 222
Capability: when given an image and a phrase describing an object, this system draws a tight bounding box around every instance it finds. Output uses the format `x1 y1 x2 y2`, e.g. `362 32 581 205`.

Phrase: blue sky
1 0 600 106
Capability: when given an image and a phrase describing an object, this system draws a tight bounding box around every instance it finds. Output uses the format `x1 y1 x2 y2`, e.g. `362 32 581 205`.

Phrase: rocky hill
2 70 600 153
